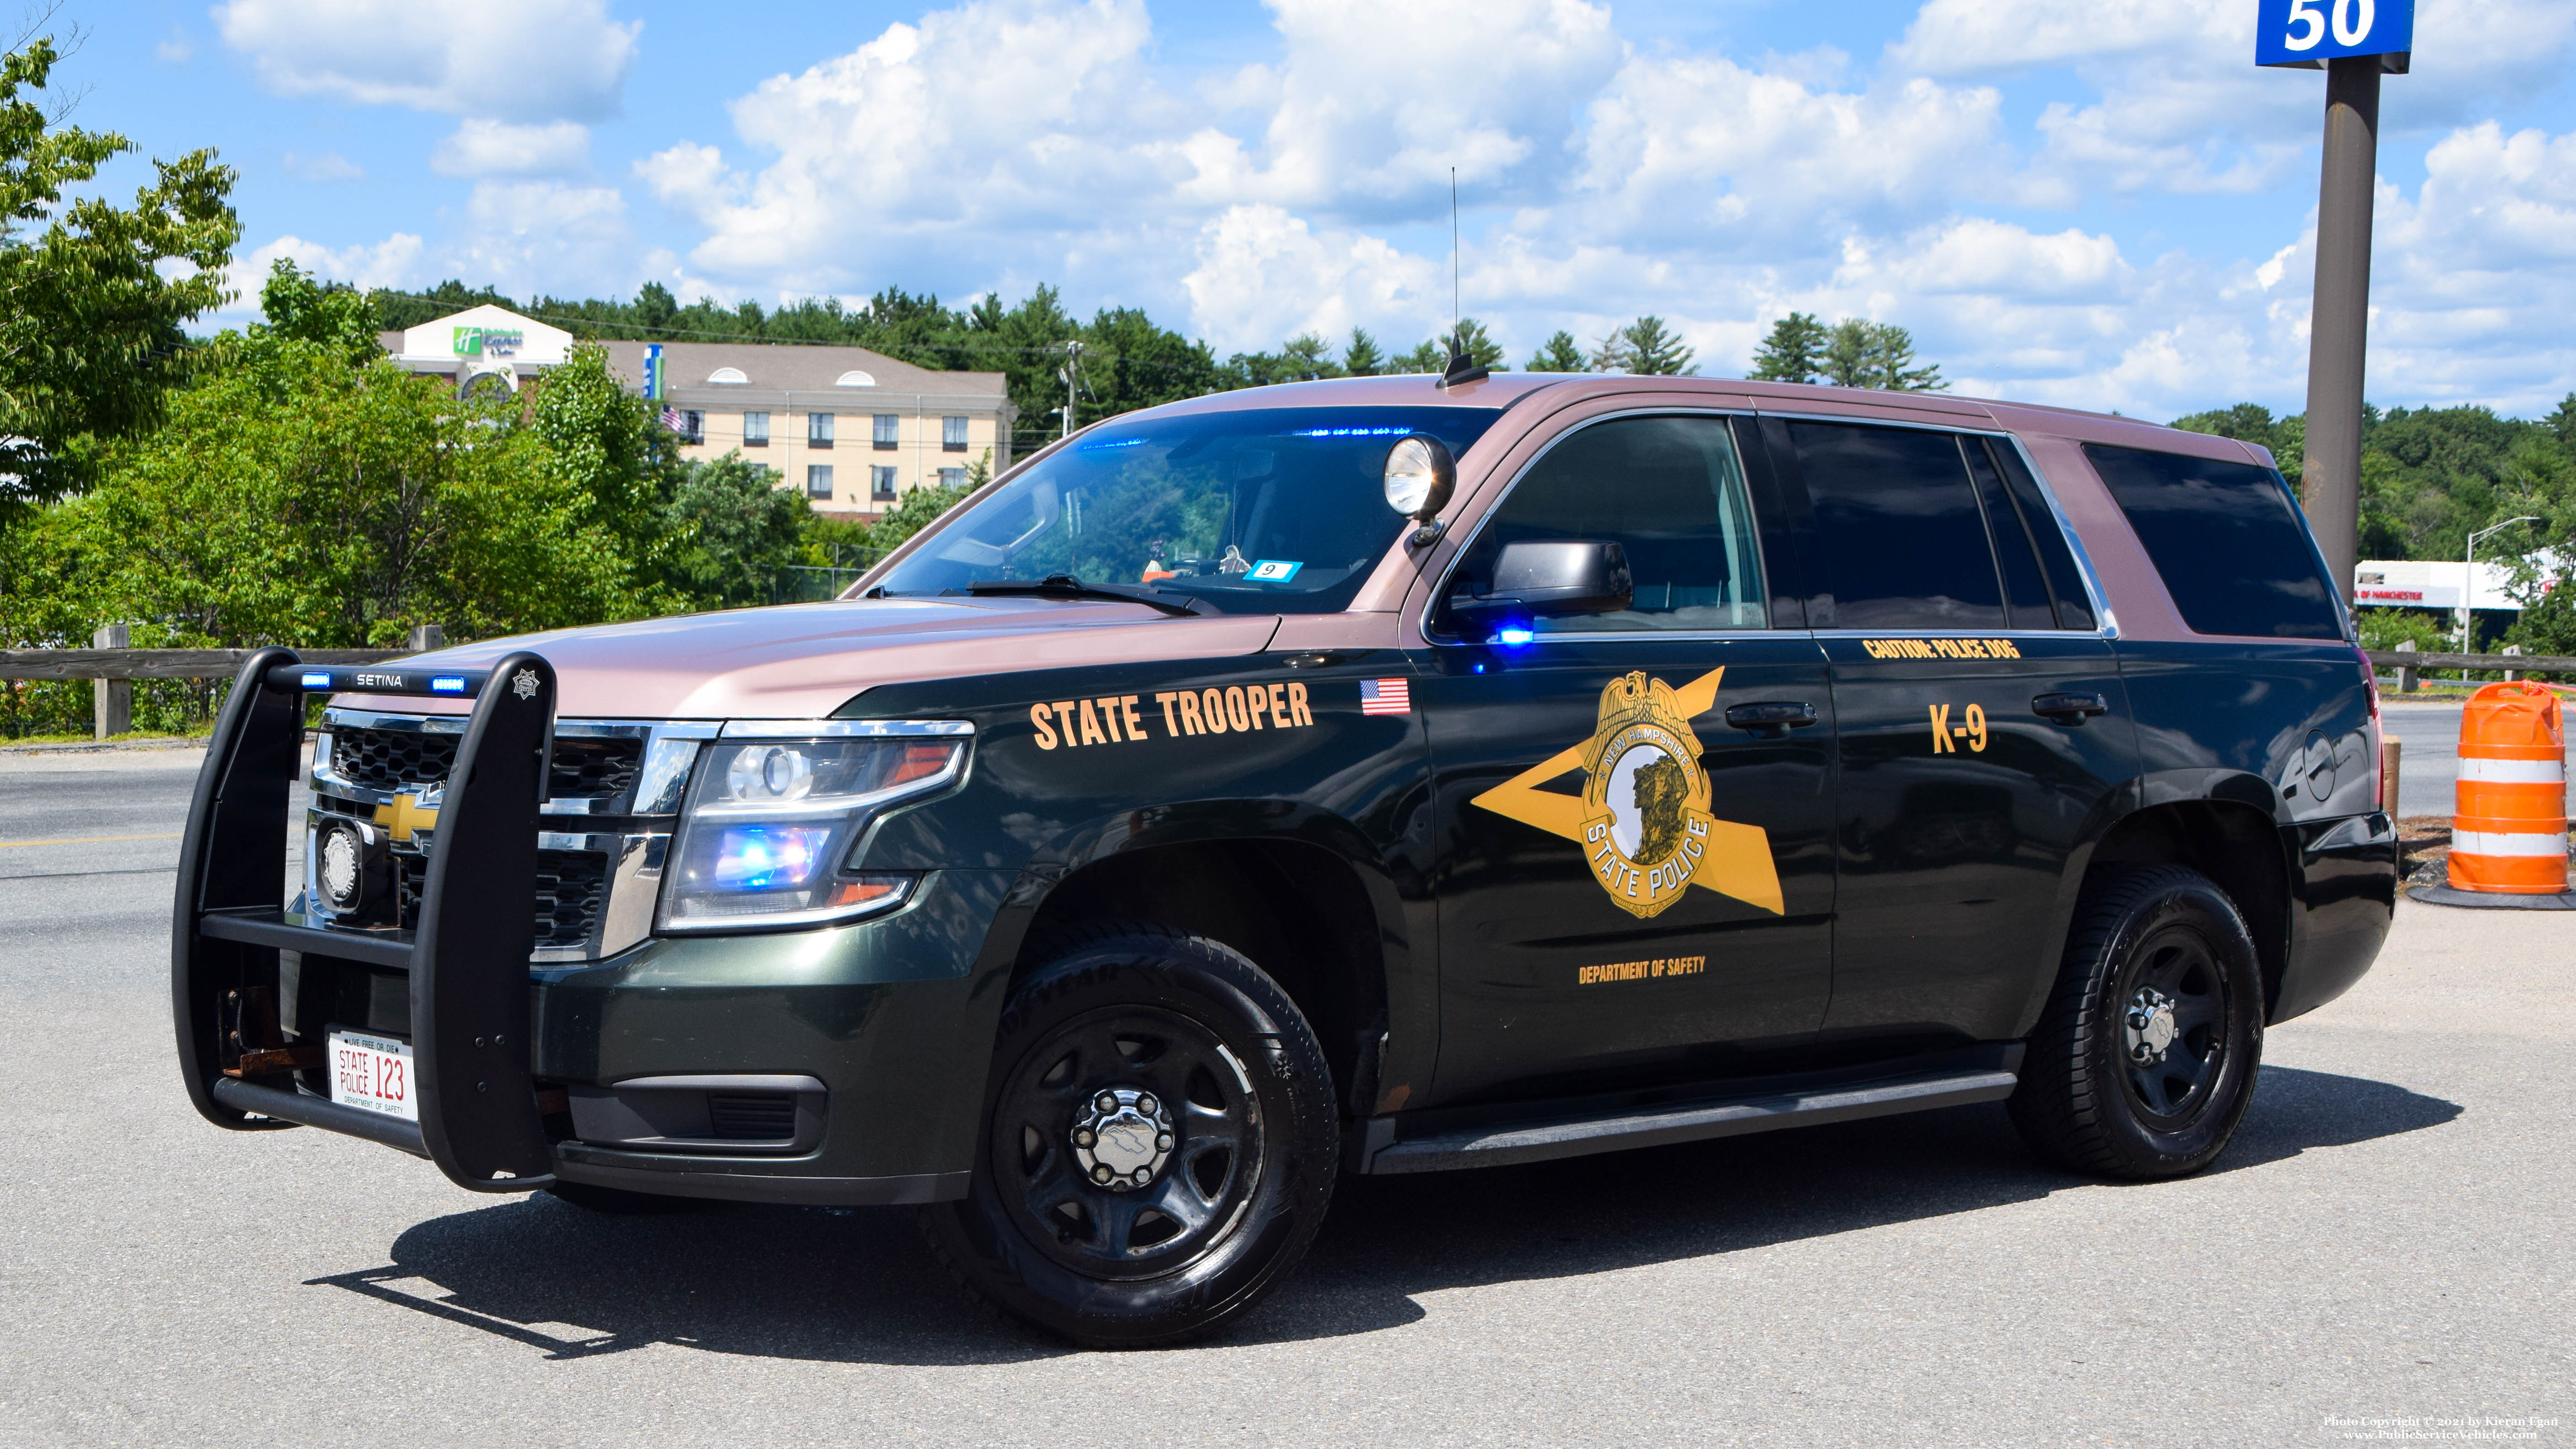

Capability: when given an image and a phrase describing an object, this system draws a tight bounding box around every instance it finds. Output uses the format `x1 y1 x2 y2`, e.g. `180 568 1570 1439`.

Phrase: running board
1361 1061 2020 1175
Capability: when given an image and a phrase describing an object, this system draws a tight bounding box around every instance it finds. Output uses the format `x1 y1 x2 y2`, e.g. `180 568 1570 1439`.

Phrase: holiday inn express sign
451 325 525 358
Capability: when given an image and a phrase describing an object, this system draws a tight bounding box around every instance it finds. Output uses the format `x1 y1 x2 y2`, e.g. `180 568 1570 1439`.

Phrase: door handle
2032 691 2108 723
1724 701 1819 737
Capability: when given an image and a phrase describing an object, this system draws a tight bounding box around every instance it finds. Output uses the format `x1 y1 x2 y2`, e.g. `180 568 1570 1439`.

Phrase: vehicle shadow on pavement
313 1065 2457 1362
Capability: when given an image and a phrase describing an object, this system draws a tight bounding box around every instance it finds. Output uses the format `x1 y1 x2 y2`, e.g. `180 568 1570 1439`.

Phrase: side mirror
1451 540 1633 637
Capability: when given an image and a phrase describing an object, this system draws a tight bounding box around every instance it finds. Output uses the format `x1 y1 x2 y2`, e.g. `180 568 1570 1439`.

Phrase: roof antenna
1439 167 1487 390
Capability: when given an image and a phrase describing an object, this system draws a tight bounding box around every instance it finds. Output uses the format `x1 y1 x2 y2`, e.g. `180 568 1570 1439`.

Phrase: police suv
174 370 2394 1346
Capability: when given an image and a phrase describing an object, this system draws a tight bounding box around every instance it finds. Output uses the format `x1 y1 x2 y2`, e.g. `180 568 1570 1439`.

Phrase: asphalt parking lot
3 745 2569 1447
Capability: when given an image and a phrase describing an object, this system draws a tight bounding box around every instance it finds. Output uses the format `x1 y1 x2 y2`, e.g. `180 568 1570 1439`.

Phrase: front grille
549 737 643 800
395 848 608 951
335 728 458 792
707 1093 798 1140
334 728 643 804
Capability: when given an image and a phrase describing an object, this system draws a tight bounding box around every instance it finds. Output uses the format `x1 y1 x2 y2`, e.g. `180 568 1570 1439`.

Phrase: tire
919 923 1339 1347
545 1180 706 1214
2009 865 2265 1180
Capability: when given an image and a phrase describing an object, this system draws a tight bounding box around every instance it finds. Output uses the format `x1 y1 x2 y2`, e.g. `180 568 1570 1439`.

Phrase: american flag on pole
1360 678 1411 716
659 404 683 431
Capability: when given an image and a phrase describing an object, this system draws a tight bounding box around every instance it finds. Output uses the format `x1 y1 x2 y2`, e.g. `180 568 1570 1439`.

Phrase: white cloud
282 150 364 183
432 119 591 178
213 0 639 122
1179 204 1437 354
155 28 194 65
646 0 1182 291
446 181 634 299
1184 0 1623 214
212 232 426 324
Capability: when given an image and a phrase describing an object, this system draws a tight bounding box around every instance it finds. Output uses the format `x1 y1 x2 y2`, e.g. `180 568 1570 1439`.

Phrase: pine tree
1620 316 1698 377
1587 331 1630 373
1396 339 1447 373
1449 318 1507 372
1526 330 1586 373
1864 323 1946 393
1279 332 1345 380
1344 327 1385 377
1747 312 1828 384
1822 318 1874 388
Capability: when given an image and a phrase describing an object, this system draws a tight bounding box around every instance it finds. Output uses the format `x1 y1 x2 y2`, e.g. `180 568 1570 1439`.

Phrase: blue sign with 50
2256 0 2414 68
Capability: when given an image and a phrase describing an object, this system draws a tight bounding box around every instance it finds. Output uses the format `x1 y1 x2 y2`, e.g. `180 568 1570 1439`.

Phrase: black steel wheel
2009 865 2264 1180
920 924 1338 1347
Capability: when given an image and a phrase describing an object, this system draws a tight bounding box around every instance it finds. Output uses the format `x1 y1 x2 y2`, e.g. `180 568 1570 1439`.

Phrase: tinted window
1987 440 2096 631
876 406 1503 615
1444 415 1768 634
2083 443 2341 640
1961 439 2053 628
1790 422 2004 630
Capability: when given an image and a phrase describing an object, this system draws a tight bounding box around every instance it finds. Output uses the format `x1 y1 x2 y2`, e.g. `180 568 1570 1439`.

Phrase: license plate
327 1029 416 1122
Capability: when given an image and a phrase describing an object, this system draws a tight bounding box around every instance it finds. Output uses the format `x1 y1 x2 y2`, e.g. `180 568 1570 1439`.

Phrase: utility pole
2260 0 2414 597
1058 340 1086 439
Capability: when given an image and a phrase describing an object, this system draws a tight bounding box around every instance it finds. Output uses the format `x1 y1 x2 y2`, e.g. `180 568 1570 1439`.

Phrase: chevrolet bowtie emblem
372 792 441 842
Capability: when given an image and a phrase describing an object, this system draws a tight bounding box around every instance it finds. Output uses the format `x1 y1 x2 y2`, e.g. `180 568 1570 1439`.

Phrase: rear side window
1985 440 2096 631
1788 422 2004 631
2083 443 2342 640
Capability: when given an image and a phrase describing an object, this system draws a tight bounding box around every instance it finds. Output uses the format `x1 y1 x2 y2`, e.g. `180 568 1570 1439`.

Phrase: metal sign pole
2258 0 2414 598
2299 55 2379 594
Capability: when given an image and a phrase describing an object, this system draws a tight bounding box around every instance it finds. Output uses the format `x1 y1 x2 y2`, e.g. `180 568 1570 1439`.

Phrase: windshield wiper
961 575 1214 618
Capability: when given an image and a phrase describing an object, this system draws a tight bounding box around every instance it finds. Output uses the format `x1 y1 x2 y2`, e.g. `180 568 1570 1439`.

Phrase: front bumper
535 867 1016 1203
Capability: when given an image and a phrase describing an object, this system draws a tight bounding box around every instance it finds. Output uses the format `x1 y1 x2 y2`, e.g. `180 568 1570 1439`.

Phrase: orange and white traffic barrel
2447 681 2568 895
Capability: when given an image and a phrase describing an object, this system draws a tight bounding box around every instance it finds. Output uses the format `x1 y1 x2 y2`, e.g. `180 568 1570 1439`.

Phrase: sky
79 0 2576 421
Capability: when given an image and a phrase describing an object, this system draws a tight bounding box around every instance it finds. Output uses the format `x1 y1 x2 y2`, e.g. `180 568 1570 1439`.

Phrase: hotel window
874 414 900 450
806 465 833 500
937 467 965 489
872 466 898 500
942 415 969 452
673 409 703 443
808 412 834 447
742 411 769 447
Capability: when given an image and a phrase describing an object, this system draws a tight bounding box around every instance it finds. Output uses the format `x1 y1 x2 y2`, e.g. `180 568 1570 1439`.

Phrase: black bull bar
172 647 561 1192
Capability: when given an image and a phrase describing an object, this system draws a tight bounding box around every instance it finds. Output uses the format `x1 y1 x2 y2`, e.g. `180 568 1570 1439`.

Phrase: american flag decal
1360 678 1411 716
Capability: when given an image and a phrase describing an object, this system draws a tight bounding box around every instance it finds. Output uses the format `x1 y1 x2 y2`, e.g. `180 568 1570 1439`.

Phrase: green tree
2549 393 2576 449
1747 312 1828 383
662 452 805 610
1449 318 1507 372
250 257 379 365
1343 328 1385 377
0 35 239 527
1526 329 1585 373
1587 329 1629 373
1620 315 1697 377
1822 319 1943 391
1278 332 1345 380
1395 339 1447 373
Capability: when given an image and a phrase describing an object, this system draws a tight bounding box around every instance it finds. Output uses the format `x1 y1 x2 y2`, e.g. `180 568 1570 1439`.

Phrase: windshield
871 405 1506 614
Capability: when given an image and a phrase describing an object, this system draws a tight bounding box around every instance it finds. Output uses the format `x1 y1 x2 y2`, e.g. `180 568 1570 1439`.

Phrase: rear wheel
919 924 1339 1347
2010 866 2265 1180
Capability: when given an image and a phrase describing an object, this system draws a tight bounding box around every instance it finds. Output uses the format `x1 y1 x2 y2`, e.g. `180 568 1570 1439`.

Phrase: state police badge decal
1470 666 1787 918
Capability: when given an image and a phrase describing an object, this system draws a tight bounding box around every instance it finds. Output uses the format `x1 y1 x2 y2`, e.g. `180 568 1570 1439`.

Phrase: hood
349 596 1282 720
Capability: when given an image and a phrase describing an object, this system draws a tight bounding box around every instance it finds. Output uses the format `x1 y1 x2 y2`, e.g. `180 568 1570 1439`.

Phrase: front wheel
919 925 1339 1347
2010 866 2265 1180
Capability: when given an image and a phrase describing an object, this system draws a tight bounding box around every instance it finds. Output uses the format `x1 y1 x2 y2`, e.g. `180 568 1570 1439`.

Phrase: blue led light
1496 627 1536 646
1080 435 1150 451
710 825 831 891
299 671 331 689
429 676 467 694
1283 426 1415 438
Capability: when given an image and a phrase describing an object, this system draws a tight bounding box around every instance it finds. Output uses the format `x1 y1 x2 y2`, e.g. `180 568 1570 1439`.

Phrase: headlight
658 731 967 932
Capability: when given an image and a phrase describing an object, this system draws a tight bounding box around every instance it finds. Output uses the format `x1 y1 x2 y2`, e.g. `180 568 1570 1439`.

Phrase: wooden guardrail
2363 650 2576 673
0 648 407 681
